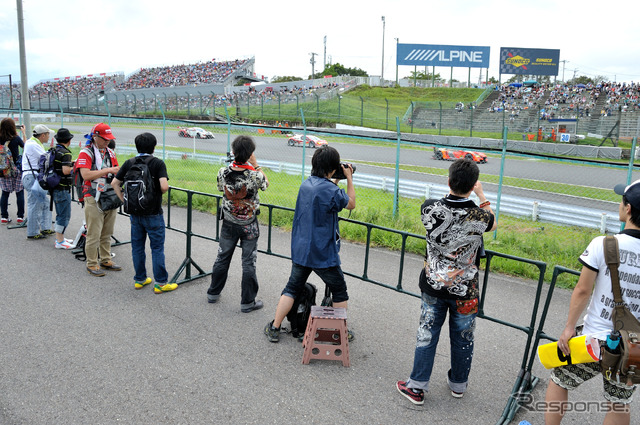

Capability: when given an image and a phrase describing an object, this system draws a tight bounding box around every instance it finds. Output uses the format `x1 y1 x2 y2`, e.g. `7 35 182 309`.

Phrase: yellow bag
537 335 600 369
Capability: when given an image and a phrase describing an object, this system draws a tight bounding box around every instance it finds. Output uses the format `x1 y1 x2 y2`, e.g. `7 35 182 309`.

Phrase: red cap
91 123 116 140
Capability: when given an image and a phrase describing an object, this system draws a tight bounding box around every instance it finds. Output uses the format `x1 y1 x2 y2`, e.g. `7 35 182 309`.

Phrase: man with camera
264 146 355 343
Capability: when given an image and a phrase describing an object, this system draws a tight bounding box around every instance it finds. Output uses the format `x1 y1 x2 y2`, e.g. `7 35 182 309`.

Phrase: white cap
33 124 52 135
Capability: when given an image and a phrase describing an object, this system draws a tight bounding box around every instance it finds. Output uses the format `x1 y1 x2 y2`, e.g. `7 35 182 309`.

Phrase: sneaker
451 390 464 399
55 240 74 249
16 217 25 224
154 283 178 294
1 218 11 224
347 330 355 343
27 234 46 240
40 229 55 235
207 294 220 303
100 261 122 271
87 266 106 277
241 300 264 313
264 321 281 343
396 381 424 405
64 238 73 244
134 277 152 290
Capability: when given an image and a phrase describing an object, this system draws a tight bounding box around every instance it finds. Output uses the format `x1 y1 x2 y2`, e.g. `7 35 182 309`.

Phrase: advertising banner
397 44 490 68
499 47 560 76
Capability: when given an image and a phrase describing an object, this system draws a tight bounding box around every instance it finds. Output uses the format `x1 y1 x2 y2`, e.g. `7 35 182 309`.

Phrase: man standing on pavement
544 180 640 425
264 146 355 342
51 128 75 249
75 123 121 277
111 132 177 294
21 124 54 239
396 158 496 405
207 135 268 312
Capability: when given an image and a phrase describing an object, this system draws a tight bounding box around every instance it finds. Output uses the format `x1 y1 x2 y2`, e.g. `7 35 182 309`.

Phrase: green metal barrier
479 250 547 425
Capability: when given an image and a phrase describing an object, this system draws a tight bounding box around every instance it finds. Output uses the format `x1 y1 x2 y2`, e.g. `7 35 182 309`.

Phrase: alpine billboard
397 44 490 68
499 47 560 76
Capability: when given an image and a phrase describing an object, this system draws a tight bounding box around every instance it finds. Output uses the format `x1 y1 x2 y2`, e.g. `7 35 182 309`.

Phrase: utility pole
560 59 568 82
394 38 399 87
381 16 385 85
310 53 317 80
572 68 578 81
16 0 31 133
323 36 327 71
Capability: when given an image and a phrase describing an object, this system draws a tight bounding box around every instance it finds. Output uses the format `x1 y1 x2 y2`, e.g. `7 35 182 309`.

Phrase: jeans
22 173 52 237
207 220 259 306
406 293 477 394
1 189 25 219
130 213 168 284
52 189 72 234
281 262 349 303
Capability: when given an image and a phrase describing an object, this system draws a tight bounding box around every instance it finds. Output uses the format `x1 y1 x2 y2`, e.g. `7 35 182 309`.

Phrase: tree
403 70 442 81
567 75 595 86
315 63 368 79
271 76 303 83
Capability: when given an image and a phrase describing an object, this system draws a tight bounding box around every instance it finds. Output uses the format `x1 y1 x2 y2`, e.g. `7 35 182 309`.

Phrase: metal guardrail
118 146 620 234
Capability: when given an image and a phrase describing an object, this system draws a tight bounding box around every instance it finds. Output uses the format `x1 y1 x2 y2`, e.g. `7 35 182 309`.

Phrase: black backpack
37 147 61 191
123 156 155 215
287 282 317 339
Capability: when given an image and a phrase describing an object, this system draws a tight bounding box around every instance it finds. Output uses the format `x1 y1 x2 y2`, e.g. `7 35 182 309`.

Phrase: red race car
433 147 487 163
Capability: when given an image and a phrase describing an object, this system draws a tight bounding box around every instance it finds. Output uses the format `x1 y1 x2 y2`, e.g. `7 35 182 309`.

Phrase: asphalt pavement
1 201 636 425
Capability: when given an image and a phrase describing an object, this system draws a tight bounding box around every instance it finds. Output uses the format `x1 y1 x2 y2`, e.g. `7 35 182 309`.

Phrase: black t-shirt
0 135 24 165
115 155 169 216
53 144 73 189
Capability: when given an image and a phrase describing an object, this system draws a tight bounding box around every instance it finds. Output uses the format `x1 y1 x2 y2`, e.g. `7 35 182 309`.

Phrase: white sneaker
55 240 74 250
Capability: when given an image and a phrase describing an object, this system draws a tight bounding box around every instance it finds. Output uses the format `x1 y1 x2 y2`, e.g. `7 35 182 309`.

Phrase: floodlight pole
16 0 31 133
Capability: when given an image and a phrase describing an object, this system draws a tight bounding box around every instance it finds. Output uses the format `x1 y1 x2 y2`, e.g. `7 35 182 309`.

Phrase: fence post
532 201 539 222
601 213 608 234
300 108 307 184
410 101 414 133
360 96 364 126
338 95 341 123
439 101 442 135
470 102 474 137
102 94 111 125
55 97 64 128
278 92 281 120
622 134 638 231
393 117 401 218
385 98 389 130
493 126 508 240
224 104 231 155
315 92 319 122
158 102 166 160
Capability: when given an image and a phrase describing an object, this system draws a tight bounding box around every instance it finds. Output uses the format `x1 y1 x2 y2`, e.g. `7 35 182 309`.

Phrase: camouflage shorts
551 361 637 404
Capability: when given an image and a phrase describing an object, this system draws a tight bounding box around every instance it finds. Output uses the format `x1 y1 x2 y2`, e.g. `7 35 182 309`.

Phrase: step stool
302 306 350 367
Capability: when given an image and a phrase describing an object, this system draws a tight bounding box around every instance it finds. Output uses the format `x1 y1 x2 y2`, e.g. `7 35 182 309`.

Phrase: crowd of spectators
114 59 248 90
30 75 120 99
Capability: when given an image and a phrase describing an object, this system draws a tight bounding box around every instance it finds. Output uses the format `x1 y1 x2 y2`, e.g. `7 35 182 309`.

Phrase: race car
287 134 328 148
432 147 487 163
177 126 215 139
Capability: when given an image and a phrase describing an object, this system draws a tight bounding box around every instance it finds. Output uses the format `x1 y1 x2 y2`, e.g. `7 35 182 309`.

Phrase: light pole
381 16 385 85
394 38 399 87
310 52 317 80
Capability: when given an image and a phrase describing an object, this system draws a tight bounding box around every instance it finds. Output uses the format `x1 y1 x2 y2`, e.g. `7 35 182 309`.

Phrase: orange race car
432 147 487 164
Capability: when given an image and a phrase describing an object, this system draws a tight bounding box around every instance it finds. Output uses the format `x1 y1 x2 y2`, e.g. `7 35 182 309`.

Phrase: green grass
155 156 599 288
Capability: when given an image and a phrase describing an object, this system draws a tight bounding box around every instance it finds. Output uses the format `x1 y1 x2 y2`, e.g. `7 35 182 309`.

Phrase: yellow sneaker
154 283 178 294
134 277 152 290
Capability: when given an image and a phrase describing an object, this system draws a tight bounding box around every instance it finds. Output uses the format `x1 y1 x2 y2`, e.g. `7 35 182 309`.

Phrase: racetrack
61 123 634 215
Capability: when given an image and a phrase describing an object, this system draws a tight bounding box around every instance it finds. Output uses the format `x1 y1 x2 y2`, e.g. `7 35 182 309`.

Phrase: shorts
551 361 636 404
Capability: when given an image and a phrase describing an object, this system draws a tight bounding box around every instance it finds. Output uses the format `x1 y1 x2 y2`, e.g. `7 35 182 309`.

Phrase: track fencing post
158 102 166 161
393 117 401 218
300 108 307 184
493 126 508 240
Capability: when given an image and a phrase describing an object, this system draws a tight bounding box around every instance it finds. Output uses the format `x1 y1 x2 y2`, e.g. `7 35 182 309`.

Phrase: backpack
0 143 18 178
287 282 317 339
123 156 155 215
73 148 95 203
37 147 62 191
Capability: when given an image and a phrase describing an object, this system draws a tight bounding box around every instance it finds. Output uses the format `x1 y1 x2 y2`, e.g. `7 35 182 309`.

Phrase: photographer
264 146 355 343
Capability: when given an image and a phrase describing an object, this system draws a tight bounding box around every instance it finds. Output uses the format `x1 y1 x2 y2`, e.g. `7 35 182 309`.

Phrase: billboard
397 43 490 68
500 47 560 76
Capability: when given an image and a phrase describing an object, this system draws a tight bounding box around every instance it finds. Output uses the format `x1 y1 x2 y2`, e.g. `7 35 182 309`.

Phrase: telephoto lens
333 163 356 180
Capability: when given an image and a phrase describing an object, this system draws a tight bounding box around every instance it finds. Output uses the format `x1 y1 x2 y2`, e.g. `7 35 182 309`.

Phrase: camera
225 152 235 163
333 163 356 180
16 124 24 129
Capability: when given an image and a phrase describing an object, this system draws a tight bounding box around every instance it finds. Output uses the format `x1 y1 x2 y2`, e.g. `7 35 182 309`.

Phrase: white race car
178 126 215 139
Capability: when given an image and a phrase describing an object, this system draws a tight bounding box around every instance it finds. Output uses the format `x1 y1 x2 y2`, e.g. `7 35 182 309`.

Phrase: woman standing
0 118 25 225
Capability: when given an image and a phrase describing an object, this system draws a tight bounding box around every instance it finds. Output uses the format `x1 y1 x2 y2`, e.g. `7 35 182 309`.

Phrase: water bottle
606 330 621 354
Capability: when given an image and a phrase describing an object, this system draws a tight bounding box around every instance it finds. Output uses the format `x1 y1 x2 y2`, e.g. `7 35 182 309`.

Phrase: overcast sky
1 0 639 86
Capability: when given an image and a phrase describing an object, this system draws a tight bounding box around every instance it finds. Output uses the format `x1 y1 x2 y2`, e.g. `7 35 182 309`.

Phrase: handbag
94 182 122 212
600 235 640 385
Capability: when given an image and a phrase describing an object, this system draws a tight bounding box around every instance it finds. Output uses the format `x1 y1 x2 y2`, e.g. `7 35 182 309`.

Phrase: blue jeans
1 190 25 219
207 220 259 306
406 293 477 394
22 173 52 237
130 213 168 284
282 262 349 303
52 189 71 234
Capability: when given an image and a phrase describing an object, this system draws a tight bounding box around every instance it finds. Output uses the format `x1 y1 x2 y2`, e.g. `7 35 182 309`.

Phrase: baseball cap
33 124 51 135
91 123 116 140
614 179 640 209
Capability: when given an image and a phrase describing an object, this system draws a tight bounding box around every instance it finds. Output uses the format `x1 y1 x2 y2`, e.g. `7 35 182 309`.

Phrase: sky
1 0 639 87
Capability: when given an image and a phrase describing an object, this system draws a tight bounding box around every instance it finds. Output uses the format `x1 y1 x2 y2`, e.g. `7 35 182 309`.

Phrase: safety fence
161 185 579 424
